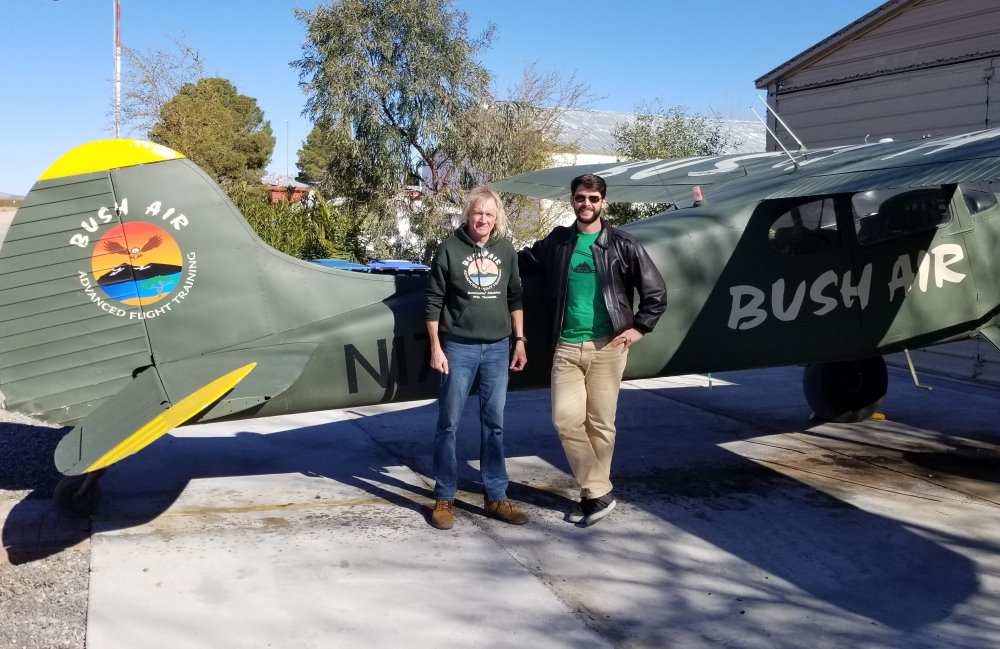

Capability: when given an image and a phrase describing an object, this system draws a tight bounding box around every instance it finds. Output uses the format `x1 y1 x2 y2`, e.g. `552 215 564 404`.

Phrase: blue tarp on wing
311 259 370 272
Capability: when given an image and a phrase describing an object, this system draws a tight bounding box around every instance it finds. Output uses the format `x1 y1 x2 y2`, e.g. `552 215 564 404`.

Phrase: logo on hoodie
464 252 501 290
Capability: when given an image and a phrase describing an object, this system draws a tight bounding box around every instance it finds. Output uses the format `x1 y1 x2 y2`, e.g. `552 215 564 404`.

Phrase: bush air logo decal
93 222 181 305
72 198 198 319
463 250 501 291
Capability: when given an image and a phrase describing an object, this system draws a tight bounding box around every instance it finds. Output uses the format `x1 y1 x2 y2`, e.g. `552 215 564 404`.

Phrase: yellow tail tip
40 139 185 181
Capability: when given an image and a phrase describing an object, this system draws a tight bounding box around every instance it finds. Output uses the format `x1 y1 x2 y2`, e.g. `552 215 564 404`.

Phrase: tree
119 35 204 137
293 0 494 200
451 64 594 245
296 116 400 205
293 1 597 258
149 78 275 185
613 101 740 160
295 121 336 186
293 0 495 262
606 101 743 226
295 58 594 255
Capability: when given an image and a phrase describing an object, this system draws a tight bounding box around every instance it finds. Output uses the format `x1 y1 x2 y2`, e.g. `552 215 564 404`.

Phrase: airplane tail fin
0 141 180 424
0 139 418 428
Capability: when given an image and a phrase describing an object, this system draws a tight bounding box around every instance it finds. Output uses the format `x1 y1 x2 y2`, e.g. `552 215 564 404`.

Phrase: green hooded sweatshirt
424 225 523 342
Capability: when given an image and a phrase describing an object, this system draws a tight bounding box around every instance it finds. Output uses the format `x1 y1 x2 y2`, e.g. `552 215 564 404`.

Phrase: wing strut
751 105 801 171
903 349 933 391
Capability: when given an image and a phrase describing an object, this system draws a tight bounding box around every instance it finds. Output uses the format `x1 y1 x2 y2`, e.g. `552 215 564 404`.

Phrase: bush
226 183 344 260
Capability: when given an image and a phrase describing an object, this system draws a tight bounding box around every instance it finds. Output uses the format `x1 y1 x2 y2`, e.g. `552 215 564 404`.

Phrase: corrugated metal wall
760 0 1000 148
772 61 994 146
989 57 1000 126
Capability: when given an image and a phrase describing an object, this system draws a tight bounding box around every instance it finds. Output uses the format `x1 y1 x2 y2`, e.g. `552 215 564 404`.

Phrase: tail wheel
802 357 888 423
53 469 105 517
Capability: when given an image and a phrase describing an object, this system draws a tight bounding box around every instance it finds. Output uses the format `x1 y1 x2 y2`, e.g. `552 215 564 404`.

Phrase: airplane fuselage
241 180 1000 422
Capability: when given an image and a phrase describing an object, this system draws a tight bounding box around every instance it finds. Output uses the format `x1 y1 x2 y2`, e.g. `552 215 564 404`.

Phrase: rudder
0 164 155 425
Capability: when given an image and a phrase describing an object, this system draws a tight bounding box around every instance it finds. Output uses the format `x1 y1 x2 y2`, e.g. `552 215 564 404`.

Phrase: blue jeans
433 337 511 502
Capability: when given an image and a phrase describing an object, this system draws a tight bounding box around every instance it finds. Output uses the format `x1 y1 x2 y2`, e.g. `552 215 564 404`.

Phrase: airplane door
847 185 979 350
702 196 862 369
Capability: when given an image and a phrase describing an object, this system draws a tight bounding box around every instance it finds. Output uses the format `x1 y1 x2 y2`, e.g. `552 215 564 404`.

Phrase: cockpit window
768 197 839 255
852 186 952 245
959 182 998 215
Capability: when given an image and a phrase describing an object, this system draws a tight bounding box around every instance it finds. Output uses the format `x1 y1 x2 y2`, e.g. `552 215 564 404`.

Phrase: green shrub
226 183 344 260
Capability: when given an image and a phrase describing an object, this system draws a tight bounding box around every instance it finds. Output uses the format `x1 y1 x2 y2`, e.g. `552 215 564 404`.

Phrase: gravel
1 209 89 648
0 408 89 649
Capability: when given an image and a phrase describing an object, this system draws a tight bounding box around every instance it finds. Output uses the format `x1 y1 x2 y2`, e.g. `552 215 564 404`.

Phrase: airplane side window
853 186 952 245
959 182 998 215
768 197 839 255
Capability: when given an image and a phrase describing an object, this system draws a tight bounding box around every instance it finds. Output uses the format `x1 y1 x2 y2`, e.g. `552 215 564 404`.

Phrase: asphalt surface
4 364 1000 648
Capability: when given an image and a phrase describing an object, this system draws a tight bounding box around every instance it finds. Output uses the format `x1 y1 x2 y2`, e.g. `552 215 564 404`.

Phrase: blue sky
0 0 885 197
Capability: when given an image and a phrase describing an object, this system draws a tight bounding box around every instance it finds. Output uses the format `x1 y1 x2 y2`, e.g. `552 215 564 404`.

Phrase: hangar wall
756 0 1000 149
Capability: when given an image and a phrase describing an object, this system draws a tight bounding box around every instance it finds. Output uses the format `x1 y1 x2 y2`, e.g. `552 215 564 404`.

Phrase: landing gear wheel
53 469 105 517
802 356 888 423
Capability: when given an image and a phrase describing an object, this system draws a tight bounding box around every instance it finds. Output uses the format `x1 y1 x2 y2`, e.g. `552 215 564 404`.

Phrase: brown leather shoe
484 499 528 525
430 500 454 529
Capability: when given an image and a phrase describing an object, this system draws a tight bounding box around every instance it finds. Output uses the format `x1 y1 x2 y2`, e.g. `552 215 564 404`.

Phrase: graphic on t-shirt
571 249 597 274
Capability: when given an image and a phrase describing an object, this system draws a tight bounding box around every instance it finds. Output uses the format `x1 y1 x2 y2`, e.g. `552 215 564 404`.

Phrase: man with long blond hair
424 185 529 530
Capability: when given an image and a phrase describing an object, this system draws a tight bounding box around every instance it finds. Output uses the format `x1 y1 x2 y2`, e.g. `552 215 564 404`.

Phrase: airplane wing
768 130 1000 198
495 129 1000 204
494 152 786 204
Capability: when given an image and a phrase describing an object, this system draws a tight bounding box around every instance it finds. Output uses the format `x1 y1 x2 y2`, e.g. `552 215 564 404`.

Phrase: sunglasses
573 194 603 204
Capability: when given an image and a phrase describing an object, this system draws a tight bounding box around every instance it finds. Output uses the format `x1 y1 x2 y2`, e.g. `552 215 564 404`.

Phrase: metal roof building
552 108 766 166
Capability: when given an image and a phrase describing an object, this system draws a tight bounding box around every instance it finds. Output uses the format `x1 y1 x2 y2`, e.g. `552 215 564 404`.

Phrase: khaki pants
550 338 628 499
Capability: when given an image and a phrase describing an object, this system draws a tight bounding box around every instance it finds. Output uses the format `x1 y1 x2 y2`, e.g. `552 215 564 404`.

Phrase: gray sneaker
584 494 616 526
567 498 589 523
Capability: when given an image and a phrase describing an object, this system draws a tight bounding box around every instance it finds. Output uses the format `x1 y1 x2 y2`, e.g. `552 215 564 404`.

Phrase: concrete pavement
6 191 1000 647
49 366 1000 648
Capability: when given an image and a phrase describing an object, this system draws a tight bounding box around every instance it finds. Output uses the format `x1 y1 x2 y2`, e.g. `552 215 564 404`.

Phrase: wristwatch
513 336 527 342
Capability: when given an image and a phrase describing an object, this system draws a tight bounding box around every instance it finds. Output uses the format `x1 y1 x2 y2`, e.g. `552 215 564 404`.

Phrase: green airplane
2 130 1000 514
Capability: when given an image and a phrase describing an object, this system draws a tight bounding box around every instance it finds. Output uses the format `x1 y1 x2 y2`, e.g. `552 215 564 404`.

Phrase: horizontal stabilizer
979 326 1000 354
157 345 317 421
55 363 255 475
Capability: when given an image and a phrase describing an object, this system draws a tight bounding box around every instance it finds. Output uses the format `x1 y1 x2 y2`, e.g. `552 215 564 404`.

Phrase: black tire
53 471 103 517
802 357 888 423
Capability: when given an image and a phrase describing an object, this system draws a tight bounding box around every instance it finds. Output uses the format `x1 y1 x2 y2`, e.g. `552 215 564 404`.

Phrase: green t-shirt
561 229 613 342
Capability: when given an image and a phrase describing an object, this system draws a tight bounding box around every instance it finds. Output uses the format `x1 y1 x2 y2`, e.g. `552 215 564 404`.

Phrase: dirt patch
0 412 88 649
0 207 15 245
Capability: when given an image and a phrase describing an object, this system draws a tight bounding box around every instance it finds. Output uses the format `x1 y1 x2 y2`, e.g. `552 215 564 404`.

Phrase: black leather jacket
518 219 667 348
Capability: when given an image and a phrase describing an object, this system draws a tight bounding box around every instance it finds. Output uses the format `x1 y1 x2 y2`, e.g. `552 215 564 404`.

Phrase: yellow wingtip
40 139 185 181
